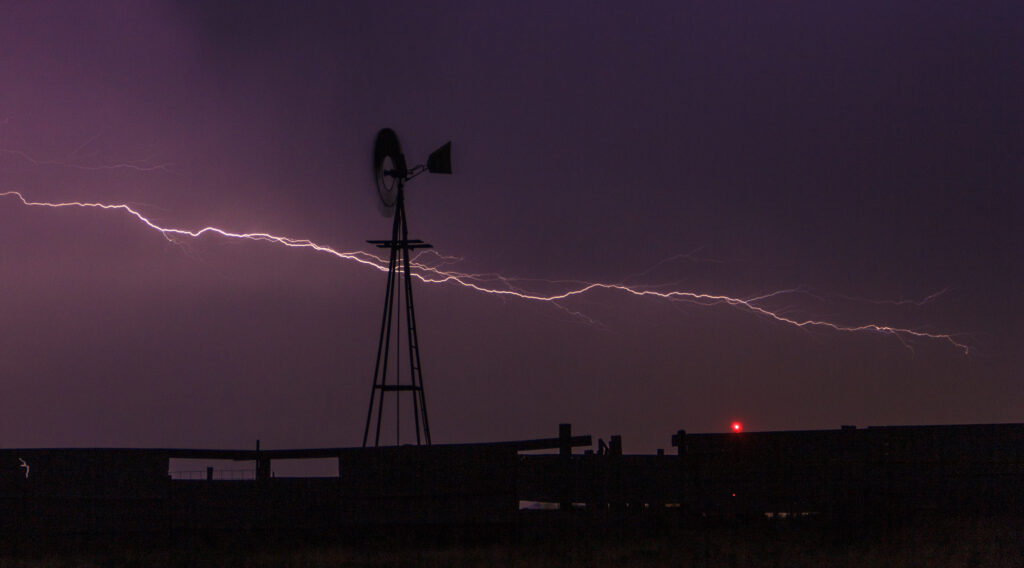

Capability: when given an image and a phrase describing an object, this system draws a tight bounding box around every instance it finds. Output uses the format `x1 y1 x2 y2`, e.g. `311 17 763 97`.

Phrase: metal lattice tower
362 128 450 447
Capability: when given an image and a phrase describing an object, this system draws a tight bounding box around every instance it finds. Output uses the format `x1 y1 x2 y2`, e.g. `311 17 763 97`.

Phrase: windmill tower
363 128 452 447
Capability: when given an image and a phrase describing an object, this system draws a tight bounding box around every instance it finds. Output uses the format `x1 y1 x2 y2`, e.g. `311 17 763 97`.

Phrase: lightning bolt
0 190 970 354
1 148 173 173
832 287 952 307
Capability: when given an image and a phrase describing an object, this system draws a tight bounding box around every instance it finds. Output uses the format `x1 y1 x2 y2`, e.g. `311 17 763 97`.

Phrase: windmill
363 128 452 447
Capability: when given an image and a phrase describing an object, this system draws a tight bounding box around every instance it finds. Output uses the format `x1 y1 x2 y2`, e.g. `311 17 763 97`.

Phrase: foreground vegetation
1 515 1021 567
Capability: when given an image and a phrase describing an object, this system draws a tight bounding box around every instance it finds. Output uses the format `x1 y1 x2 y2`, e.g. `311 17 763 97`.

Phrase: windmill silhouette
363 128 451 447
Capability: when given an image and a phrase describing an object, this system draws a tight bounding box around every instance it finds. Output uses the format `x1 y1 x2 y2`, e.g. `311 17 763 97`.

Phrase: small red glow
731 422 743 433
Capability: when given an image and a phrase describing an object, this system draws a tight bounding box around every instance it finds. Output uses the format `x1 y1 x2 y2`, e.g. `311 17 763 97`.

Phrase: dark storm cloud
0 2 1020 452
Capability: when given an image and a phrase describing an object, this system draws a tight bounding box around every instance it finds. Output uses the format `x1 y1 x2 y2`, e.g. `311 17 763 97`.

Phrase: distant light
731 422 743 433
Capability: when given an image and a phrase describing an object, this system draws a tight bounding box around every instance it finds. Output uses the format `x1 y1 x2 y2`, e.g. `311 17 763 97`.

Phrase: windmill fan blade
373 128 404 215
376 200 396 217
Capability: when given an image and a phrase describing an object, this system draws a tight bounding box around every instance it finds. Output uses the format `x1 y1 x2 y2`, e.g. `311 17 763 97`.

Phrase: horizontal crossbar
367 239 433 249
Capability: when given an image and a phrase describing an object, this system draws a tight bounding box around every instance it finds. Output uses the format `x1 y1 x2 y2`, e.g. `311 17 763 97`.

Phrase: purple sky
1 2 1020 453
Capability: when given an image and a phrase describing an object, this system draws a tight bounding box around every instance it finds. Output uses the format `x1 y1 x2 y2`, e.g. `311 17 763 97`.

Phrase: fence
1 423 1022 542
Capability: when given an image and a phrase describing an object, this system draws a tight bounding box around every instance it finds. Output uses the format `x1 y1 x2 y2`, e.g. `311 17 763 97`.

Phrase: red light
731 422 743 433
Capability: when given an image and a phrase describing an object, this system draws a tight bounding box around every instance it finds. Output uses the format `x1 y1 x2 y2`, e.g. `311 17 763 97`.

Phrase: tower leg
402 241 431 445
363 208 402 447
362 190 432 447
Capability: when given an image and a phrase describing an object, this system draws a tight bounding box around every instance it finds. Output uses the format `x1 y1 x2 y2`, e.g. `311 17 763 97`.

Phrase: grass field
1 515 1021 567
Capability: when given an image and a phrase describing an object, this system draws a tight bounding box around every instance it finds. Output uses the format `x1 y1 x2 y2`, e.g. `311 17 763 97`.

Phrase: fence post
256 439 271 480
559 423 572 511
672 429 687 515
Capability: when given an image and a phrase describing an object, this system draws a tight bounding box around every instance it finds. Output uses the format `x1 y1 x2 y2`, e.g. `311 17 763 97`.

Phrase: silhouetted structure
363 128 451 447
1 423 1022 547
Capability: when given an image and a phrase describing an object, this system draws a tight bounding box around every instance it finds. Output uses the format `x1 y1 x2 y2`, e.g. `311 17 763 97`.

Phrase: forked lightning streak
0 190 969 354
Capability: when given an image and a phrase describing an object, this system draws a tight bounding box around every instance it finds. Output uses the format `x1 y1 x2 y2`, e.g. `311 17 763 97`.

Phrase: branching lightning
0 190 970 354
1 148 173 173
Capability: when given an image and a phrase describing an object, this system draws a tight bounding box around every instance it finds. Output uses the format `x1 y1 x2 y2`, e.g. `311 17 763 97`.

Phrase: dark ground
1 514 1021 567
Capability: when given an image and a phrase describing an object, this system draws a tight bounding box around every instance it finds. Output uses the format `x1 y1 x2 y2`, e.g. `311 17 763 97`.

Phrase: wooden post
673 430 686 457
672 429 687 515
608 435 623 509
559 423 572 458
256 439 271 480
559 423 572 511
